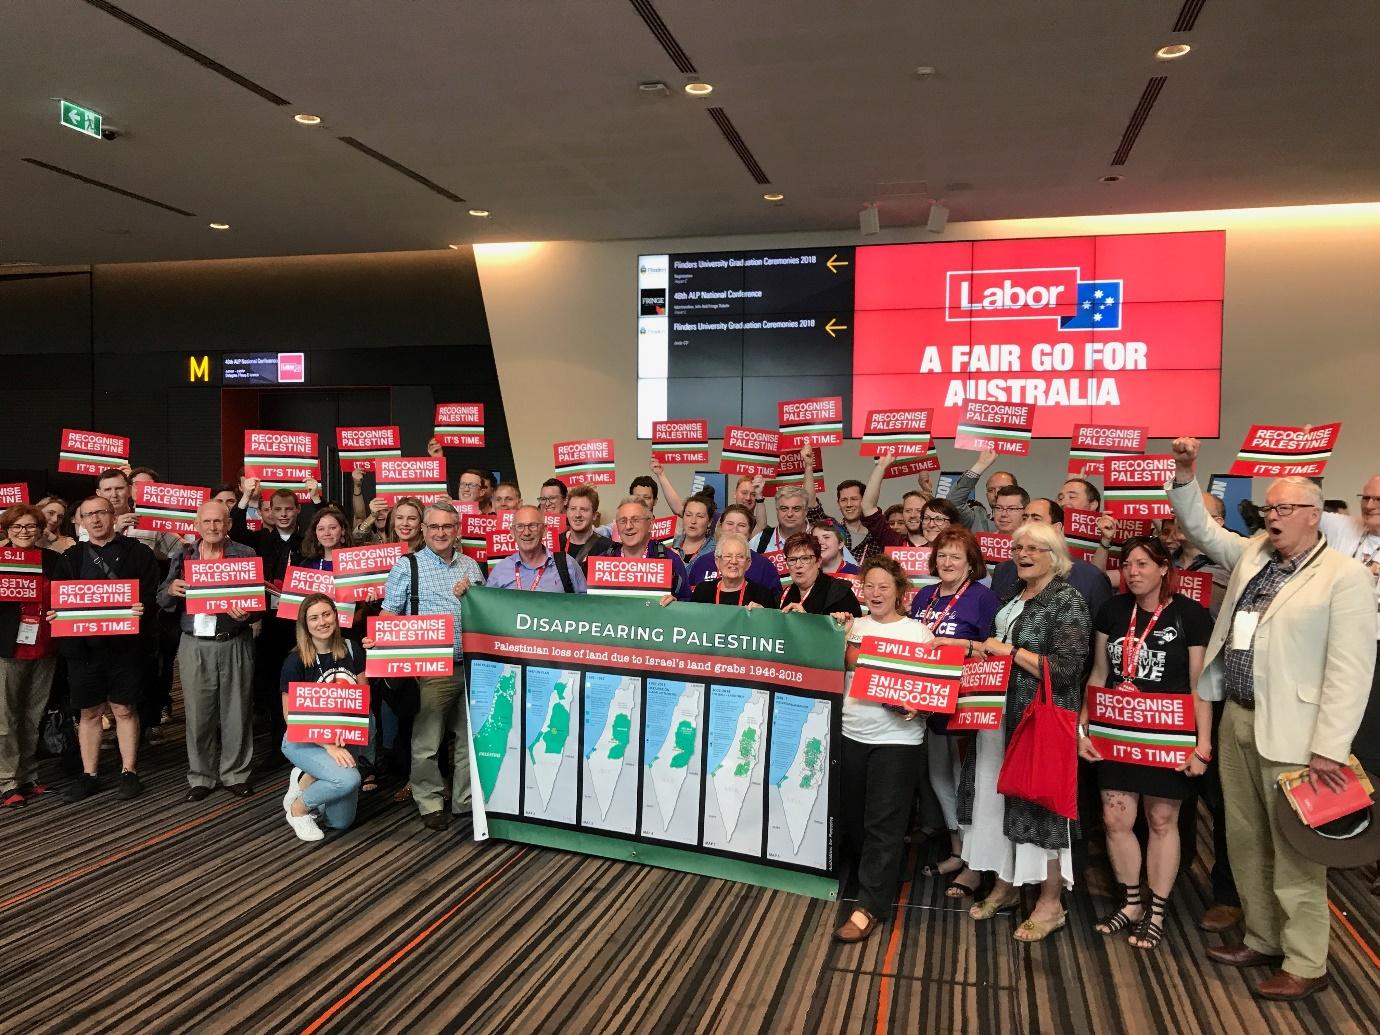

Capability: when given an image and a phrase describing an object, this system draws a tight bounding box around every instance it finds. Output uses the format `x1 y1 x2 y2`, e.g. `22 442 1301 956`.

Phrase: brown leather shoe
1206 944 1285 968
1198 904 1244 933
421 810 450 831
833 908 878 943
1256 970 1329 1001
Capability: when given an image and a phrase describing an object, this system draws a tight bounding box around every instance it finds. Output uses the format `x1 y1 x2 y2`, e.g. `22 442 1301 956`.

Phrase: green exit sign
60 100 102 139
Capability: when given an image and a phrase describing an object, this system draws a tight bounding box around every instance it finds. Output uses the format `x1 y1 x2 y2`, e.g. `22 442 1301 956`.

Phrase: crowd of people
1 432 1376 1004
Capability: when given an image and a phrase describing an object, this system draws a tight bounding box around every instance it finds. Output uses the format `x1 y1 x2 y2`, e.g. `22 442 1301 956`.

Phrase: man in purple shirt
485 506 585 594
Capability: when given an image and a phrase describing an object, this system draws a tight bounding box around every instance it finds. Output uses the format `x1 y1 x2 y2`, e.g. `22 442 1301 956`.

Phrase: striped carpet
2 716 1377 1034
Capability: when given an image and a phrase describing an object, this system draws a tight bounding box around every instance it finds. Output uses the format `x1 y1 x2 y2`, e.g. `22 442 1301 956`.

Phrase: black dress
779 573 863 617
689 580 779 608
1093 592 1212 800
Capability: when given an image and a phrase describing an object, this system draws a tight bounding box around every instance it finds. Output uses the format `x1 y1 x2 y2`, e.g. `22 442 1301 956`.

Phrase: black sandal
1130 891 1167 950
1094 883 1144 936
921 854 963 879
945 868 983 899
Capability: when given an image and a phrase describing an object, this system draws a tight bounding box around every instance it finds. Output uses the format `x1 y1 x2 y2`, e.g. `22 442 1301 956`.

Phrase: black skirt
1096 760 1193 801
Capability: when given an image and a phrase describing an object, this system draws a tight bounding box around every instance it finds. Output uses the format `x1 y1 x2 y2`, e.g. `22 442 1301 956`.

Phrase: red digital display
851 231 1223 438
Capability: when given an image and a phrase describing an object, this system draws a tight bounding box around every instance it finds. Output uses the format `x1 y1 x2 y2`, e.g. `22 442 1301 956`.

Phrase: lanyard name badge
512 558 549 591
919 580 969 633
1120 600 1168 690
716 582 746 606
16 617 40 646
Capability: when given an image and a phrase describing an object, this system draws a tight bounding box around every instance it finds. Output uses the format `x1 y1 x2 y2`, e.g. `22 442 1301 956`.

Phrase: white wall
475 203 1380 516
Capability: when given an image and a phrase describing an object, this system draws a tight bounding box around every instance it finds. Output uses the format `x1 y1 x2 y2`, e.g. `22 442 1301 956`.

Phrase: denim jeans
281 735 367 830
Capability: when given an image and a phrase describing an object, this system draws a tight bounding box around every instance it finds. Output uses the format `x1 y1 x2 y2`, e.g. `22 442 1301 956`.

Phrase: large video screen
637 231 1223 439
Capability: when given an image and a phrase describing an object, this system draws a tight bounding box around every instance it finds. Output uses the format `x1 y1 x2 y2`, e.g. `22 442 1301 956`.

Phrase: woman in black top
778 533 863 618
1078 536 1212 950
686 533 778 608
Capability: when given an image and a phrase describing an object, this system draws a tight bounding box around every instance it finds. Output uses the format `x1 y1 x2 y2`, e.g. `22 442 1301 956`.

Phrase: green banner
462 587 845 899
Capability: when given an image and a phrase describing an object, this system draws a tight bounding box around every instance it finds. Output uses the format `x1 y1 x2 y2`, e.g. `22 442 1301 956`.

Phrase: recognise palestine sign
460 588 845 900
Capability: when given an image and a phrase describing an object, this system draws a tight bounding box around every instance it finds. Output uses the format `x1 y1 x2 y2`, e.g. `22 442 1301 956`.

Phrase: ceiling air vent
706 107 770 185
1110 76 1167 166
20 159 196 216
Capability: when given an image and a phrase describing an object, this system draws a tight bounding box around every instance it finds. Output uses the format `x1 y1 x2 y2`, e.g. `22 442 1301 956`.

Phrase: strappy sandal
945 868 983 899
1129 891 1167 950
921 854 963 879
1094 882 1144 936
969 890 1020 920
393 782 413 804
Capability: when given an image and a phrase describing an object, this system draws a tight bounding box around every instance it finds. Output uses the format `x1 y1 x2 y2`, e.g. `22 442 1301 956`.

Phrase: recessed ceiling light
208 222 231 230
468 209 491 218
293 113 323 125
447 244 463 250
684 82 713 96
762 192 784 202
1155 44 1192 60
1100 175 1123 184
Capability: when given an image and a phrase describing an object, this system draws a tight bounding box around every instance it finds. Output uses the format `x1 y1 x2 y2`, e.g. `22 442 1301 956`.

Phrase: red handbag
996 659 1079 820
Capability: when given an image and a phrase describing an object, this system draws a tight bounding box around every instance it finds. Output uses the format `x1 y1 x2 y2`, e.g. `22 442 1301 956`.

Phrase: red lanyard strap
920 580 969 632
716 583 746 606
512 558 549 591
1122 599 1168 683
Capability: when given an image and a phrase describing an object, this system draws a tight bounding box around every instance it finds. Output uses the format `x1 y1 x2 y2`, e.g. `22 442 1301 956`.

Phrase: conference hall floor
3 703 1377 1035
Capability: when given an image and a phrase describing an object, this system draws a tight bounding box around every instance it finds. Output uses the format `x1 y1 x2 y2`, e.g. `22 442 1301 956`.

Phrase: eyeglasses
616 516 648 525
512 522 543 532
6 523 40 533
922 515 950 525
1011 544 1052 555
1358 495 1380 504
785 554 816 565
538 495 563 504
80 509 113 520
1257 503 1317 518
424 522 457 532
992 505 1025 514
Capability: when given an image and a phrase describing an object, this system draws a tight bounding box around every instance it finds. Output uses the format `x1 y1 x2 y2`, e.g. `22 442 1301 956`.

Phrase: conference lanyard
918 580 969 633
716 582 747 606
1121 599 1169 687
512 558 549 591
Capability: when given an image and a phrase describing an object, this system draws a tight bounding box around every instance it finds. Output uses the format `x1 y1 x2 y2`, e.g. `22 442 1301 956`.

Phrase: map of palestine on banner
460 588 846 900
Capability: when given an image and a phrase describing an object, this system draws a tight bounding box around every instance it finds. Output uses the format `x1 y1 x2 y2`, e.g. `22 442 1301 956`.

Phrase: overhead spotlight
468 209 491 218
293 113 323 125
762 192 784 202
926 201 949 234
1155 44 1192 60
683 82 713 96
859 203 880 236
447 244 463 250
208 222 231 230
1100 174 1123 183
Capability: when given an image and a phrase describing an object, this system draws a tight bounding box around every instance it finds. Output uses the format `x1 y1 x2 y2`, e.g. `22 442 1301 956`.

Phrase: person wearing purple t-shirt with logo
910 527 1001 898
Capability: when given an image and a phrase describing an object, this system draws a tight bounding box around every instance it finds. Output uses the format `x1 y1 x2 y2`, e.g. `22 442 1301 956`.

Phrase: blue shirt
381 547 485 656
485 550 587 594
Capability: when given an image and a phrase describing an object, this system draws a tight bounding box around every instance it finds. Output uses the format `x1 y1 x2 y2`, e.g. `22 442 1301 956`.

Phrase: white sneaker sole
283 768 303 813
286 811 324 842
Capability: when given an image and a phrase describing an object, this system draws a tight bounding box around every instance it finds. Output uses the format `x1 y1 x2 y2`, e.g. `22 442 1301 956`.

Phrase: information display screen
637 231 1223 439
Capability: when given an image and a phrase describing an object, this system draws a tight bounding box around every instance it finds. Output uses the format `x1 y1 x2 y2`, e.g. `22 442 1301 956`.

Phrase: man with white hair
1167 437 1375 1001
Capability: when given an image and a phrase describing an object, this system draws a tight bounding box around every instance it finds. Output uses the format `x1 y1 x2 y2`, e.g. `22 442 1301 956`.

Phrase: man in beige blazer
1167 437 1375 1001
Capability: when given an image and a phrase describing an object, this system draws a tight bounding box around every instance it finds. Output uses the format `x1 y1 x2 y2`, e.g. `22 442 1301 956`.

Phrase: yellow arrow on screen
825 318 848 337
826 254 849 274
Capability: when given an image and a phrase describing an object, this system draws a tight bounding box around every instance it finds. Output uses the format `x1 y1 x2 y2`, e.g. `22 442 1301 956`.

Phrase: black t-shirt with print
1094 592 1211 694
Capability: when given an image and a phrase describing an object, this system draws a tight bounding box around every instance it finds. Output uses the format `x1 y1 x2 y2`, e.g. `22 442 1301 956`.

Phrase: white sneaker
283 768 303 813
286 809 324 842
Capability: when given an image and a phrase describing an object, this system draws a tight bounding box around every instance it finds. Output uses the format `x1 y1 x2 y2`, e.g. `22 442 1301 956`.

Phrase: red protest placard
652 420 710 465
860 408 933 456
1230 422 1341 478
764 449 824 498
461 513 504 562
762 550 791 586
651 514 678 545
333 542 406 603
485 528 556 570
543 513 568 538
975 532 1012 564
1087 685 1196 769
285 681 371 746
1104 455 1176 520
134 482 209 535
586 556 672 598
953 402 1033 456
336 426 401 472
719 426 780 477
850 637 965 712
883 453 941 478
1067 424 1148 477
1102 516 1154 571
947 657 1013 730
452 499 481 516
1063 508 1103 560
1173 569 1214 610
244 430 320 502
553 439 616 485
375 457 447 505
885 545 936 587
365 615 455 677
50 580 138 637
836 572 866 608
434 403 485 448
0 547 42 602
0 483 28 506
779 396 844 449
185 557 266 614
277 565 355 628
59 429 130 476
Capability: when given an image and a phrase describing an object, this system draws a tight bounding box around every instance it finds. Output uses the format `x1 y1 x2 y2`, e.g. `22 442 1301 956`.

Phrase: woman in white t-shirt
832 555 935 944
